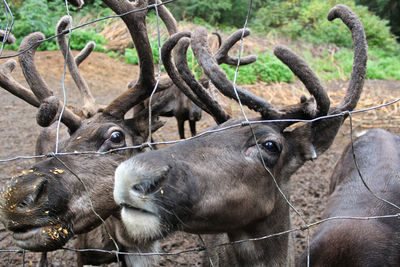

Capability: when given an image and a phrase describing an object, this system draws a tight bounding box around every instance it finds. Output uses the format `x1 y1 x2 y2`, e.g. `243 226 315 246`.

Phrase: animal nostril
132 180 158 195
131 166 169 195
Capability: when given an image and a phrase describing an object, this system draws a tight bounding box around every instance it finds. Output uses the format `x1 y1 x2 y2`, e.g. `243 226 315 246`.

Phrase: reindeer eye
110 131 124 143
263 141 281 153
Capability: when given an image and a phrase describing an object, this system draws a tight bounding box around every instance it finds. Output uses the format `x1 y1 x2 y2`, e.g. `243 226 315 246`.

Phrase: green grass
302 46 400 81
4 0 400 85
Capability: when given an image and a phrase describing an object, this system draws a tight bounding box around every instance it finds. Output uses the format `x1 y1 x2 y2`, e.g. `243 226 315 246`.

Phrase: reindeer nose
131 166 169 195
0 174 47 215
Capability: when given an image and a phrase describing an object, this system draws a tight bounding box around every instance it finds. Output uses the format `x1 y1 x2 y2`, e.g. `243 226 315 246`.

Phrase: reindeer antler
166 3 366 128
213 29 257 66
102 0 174 119
56 15 100 117
161 28 261 124
0 59 40 107
19 32 81 132
327 4 367 114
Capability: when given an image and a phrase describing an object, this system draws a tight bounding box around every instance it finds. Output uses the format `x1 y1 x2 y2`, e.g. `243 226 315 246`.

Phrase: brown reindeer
297 128 400 267
0 0 178 266
113 4 367 266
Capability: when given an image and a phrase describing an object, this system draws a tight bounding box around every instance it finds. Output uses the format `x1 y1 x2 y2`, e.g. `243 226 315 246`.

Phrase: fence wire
0 0 399 266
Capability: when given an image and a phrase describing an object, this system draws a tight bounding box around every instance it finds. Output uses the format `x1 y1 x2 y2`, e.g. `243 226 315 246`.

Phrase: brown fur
297 129 400 267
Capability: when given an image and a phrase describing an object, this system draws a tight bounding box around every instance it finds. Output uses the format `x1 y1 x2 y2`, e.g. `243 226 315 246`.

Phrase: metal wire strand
1 0 400 265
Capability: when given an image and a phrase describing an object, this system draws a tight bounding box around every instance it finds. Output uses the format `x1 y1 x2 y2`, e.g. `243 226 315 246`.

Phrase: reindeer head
113 6 367 262
0 0 177 251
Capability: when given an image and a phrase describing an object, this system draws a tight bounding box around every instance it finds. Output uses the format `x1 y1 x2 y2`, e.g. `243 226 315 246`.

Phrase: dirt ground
0 50 399 266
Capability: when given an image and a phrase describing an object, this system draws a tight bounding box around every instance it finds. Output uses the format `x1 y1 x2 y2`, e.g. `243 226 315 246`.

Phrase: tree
355 0 400 39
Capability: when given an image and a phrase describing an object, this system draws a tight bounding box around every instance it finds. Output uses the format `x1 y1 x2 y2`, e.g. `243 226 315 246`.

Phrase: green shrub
253 0 398 51
0 0 108 52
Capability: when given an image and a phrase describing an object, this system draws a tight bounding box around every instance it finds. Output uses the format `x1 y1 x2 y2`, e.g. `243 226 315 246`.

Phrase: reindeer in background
114 5 367 266
297 128 400 266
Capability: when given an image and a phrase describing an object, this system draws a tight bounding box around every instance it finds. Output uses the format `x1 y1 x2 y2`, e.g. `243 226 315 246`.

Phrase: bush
0 0 108 52
252 0 398 51
169 0 265 28
221 52 293 84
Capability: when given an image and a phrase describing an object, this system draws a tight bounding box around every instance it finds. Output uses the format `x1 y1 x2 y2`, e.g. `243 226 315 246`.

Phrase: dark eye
263 141 281 153
110 131 124 143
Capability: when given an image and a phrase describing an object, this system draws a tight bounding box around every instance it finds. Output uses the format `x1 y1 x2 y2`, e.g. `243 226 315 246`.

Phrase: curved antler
18 32 81 131
298 4 367 156
274 45 330 116
327 4 367 114
174 37 230 123
161 31 221 117
56 15 99 117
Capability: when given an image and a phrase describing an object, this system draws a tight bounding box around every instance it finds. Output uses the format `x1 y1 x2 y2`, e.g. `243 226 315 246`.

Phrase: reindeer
297 128 400 266
113 4 367 266
0 0 178 265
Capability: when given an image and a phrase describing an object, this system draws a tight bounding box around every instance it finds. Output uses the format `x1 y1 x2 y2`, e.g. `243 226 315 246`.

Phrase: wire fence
0 0 399 266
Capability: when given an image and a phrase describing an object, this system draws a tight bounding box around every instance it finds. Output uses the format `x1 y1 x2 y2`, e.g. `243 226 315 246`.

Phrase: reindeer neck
226 198 294 267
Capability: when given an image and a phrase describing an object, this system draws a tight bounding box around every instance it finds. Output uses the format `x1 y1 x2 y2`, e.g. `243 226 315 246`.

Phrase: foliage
221 52 293 84
124 42 293 85
169 0 265 28
252 0 398 51
0 0 108 51
123 35 165 65
302 45 400 81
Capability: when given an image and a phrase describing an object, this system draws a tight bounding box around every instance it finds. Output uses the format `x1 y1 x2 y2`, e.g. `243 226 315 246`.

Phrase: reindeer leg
189 120 196 137
177 118 185 139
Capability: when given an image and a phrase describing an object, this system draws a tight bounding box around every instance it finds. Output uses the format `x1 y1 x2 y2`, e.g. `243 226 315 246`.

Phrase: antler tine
0 59 40 107
19 32 53 101
0 30 16 45
102 0 171 118
327 4 367 114
174 37 230 124
75 41 95 67
149 0 178 35
191 26 283 119
214 29 257 66
18 32 81 131
212 32 222 48
161 31 214 115
274 45 330 116
56 16 98 117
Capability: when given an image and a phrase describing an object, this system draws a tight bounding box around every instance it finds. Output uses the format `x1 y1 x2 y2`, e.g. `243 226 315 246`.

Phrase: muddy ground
0 50 399 266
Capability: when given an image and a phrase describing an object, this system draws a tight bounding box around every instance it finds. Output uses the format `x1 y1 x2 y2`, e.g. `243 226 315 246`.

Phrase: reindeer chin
120 207 162 243
12 224 72 251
